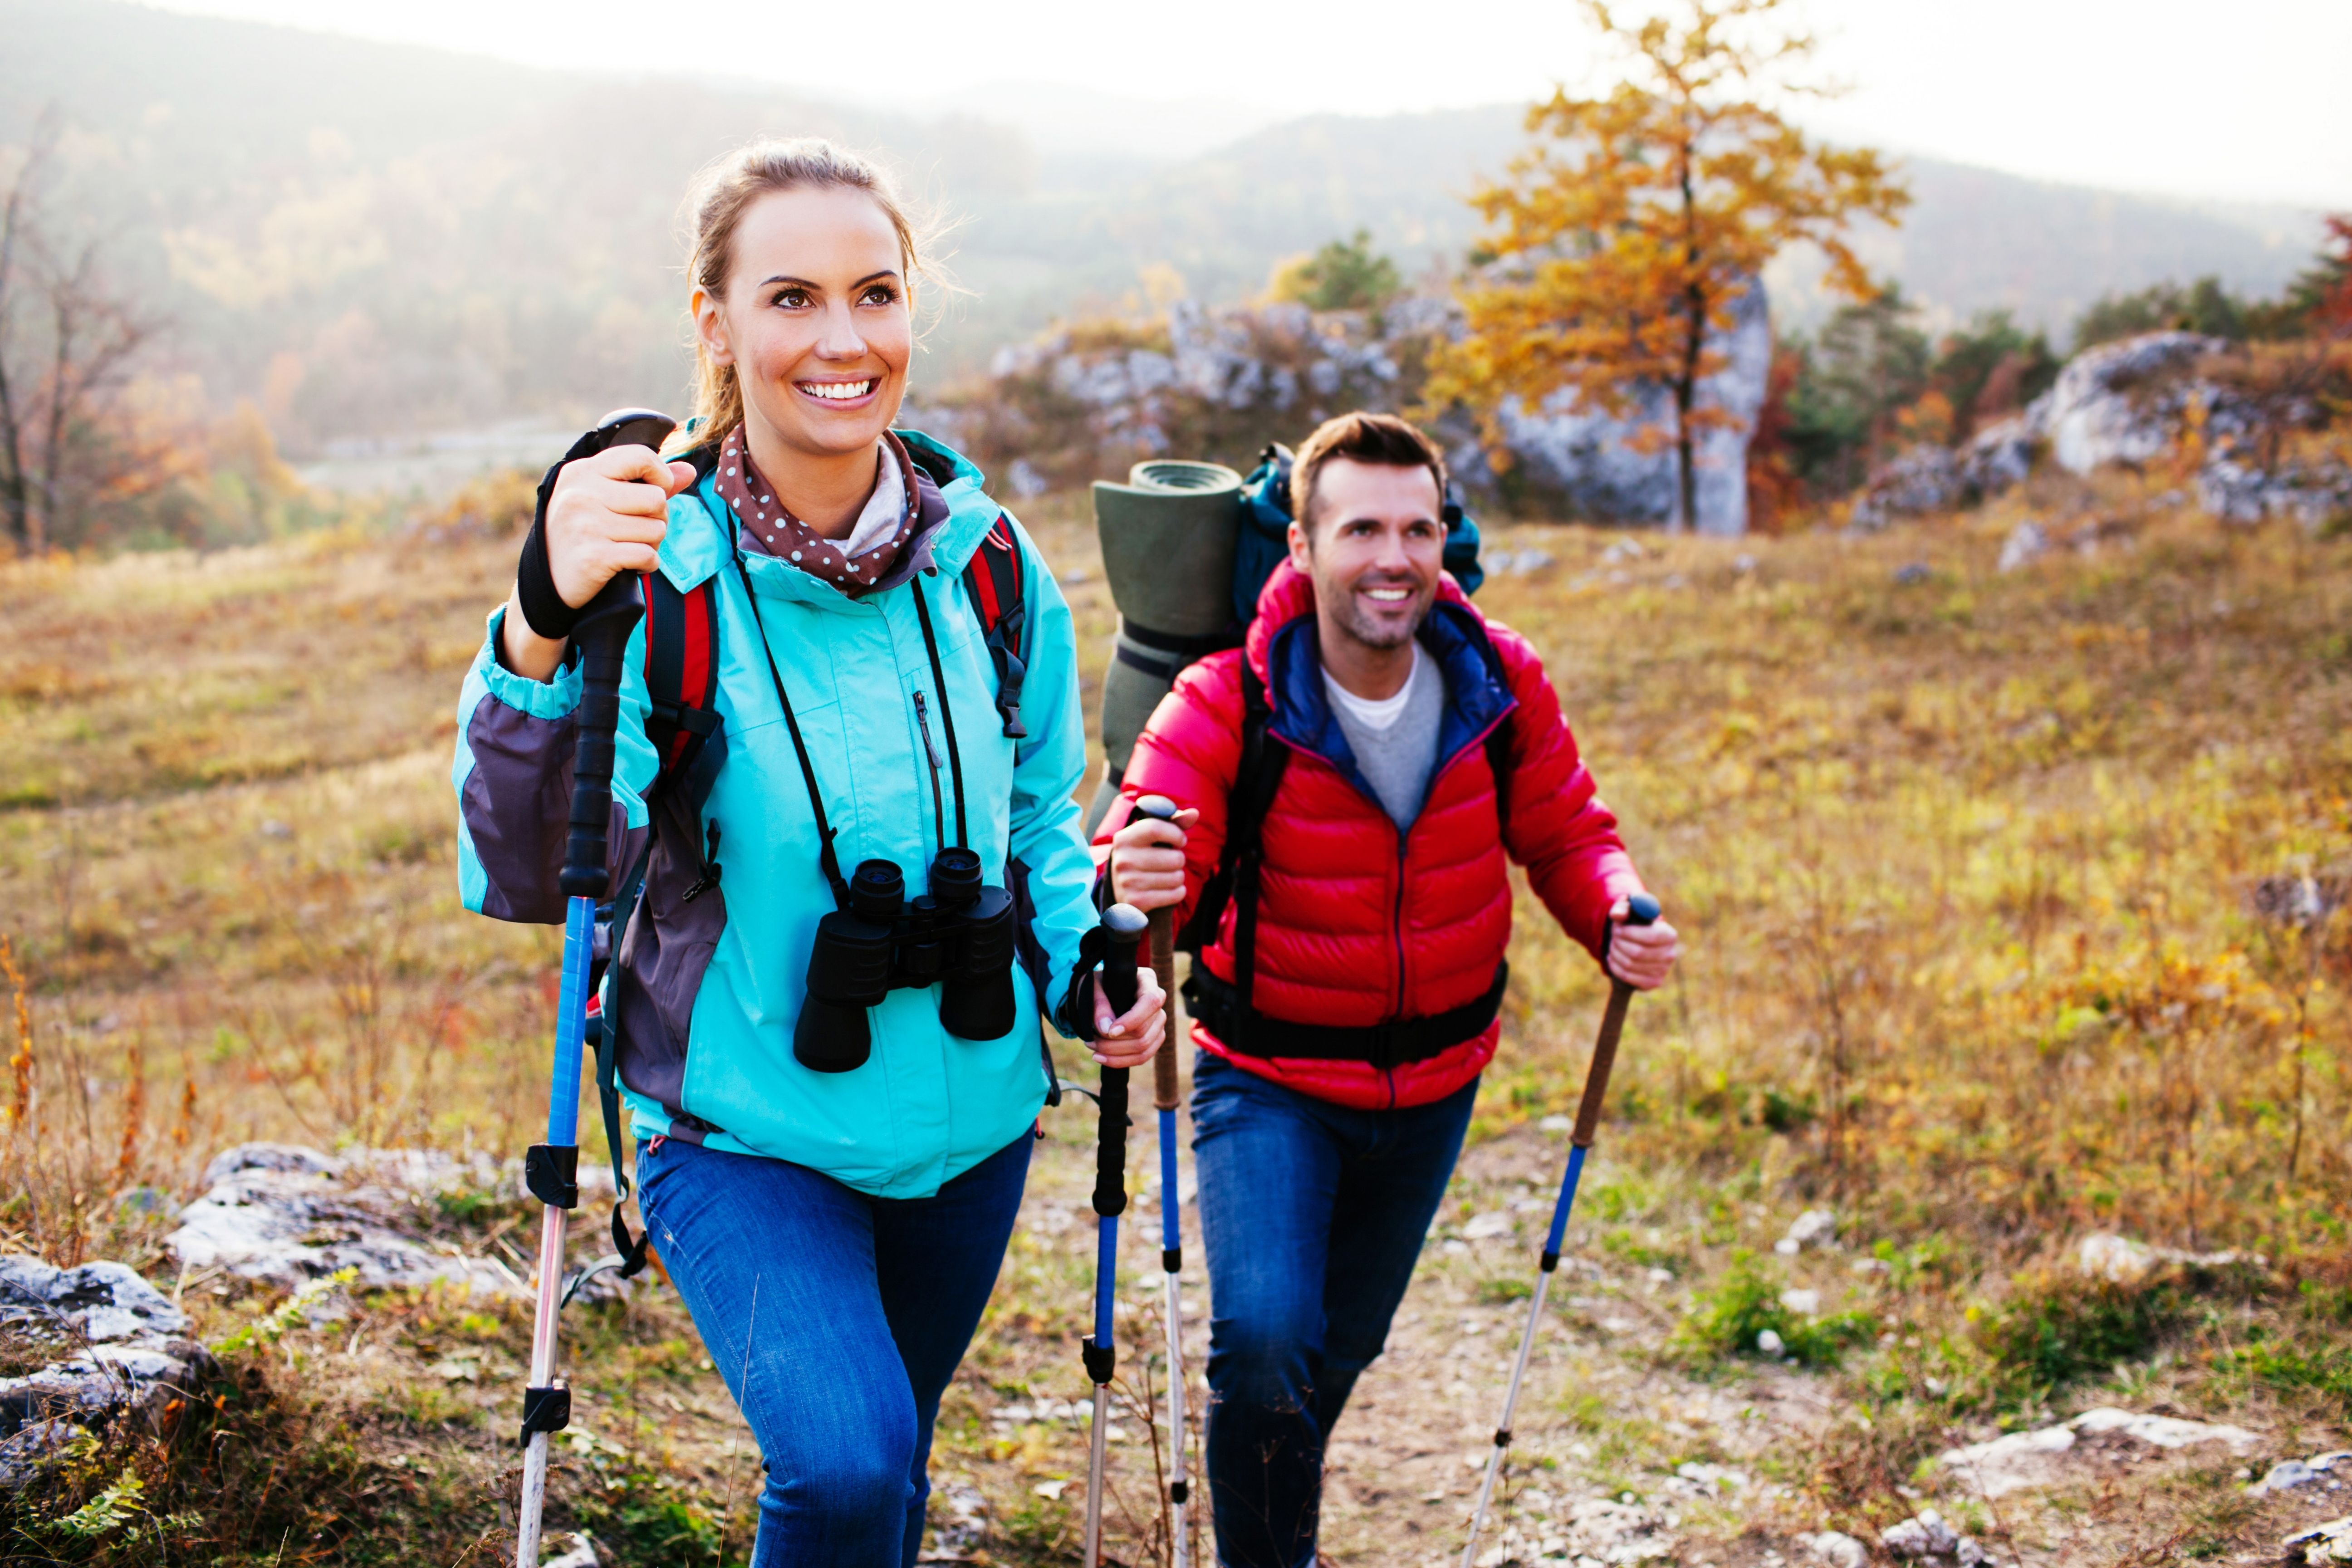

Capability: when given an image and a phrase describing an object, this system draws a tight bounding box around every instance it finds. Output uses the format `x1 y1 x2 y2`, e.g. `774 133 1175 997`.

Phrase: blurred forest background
0 0 2334 549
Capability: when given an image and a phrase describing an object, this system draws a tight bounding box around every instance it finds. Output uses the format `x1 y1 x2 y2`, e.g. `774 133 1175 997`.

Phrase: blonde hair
678 138 924 452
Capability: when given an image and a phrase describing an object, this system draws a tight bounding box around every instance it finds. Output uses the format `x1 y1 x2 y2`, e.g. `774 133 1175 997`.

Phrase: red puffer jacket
1095 562 1645 1109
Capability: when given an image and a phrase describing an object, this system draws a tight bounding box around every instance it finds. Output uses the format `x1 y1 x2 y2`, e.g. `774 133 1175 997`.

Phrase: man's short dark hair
1290 412 1448 539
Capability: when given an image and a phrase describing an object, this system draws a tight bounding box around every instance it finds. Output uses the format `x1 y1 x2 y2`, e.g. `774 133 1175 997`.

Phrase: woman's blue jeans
1191 1052 1479 1568
633 1130 1031 1567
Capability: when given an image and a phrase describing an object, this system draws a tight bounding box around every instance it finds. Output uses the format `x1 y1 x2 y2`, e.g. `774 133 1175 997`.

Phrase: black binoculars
794 849 1019 1072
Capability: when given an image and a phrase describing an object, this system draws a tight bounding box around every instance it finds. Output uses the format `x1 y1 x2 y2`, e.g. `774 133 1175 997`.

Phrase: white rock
1802 1530 1869 1568
1778 1289 1821 1318
2287 1515 2352 1563
1780 1210 1837 1252
1881 1509 1986 1563
1539 1115 1573 1133
1561 1496 1675 1563
1672 1461 1746 1494
1756 1328 1787 1359
1495 279 1771 535
0 1257 215 1476
1997 521 2048 574
2258 1460 2321 1494
1464 1212 1515 1241
2097 1233 2269 1278
168 1142 517 1296
2026 332 2235 476
1959 416 2034 498
1850 446 1962 531
541 1533 600 1568
0 1255 188 1343
1939 1424 2078 1498
2070 1406 2257 1450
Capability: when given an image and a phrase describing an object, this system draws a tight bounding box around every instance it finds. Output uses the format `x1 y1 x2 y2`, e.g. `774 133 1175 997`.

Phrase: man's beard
1331 576 1433 649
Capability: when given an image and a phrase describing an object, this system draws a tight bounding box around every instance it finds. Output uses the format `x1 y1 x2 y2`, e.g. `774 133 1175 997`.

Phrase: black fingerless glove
1054 927 1108 1041
514 426 626 641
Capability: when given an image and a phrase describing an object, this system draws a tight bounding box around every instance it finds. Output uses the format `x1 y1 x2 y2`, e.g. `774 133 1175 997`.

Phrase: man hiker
1099 412 1680 1567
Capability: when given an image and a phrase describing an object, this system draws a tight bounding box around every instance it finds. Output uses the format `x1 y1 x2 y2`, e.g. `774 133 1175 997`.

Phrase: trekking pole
514 410 671 1568
1084 903 1148 1568
1459 894 1661 1568
1132 795 1192 1568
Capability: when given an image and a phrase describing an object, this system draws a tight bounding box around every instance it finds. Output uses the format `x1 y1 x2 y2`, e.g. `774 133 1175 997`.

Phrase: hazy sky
154 0 2352 209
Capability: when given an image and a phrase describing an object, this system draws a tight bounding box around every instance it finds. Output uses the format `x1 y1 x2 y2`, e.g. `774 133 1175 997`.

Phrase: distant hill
0 0 2327 463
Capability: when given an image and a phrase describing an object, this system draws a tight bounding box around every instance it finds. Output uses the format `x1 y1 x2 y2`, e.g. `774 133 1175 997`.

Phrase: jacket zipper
1387 813 1408 1109
912 688 947 857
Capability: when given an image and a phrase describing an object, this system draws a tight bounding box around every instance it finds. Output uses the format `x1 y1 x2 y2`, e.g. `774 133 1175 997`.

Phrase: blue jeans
1191 1052 1479 1568
633 1130 1031 1567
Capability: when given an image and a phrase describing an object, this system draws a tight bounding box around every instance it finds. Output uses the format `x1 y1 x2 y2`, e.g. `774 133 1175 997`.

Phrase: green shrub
1977 1272 2186 1394
1672 1250 1875 1368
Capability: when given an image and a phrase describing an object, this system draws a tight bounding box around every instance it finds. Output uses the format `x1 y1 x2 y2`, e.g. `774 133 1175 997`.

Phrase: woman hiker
451 138 1164 1565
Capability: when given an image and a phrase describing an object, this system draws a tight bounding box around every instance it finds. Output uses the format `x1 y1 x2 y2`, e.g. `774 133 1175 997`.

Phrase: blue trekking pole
514 409 671 1568
1459 894 1661 1568
1084 903 1148 1568
1132 795 1193 1568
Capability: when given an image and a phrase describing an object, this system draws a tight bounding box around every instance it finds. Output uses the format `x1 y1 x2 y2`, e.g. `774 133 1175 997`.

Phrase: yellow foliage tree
1426 0 1909 529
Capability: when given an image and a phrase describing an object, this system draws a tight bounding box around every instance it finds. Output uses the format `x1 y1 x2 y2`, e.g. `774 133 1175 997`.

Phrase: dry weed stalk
1 932 31 1134
114 1026 146 1190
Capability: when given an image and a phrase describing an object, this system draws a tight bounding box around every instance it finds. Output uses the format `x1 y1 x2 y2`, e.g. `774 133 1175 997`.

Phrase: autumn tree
0 113 161 554
1425 0 1908 529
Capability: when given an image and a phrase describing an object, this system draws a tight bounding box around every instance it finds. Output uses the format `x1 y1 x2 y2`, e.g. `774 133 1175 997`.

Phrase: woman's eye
774 288 810 309
861 285 900 306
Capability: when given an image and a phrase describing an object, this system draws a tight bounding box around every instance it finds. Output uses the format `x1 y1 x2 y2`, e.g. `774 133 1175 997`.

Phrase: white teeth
1366 588 1411 601
800 380 876 402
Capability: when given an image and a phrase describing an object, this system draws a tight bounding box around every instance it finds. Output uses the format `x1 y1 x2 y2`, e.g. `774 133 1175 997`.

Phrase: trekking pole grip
555 408 673 900
1094 904 1147 1216
1571 893 1661 1148
1133 795 1185 1112
560 574 644 898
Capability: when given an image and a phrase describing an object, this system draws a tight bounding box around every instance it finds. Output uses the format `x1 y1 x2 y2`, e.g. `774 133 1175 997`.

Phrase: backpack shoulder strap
1176 664 1288 974
640 571 723 800
961 514 1029 739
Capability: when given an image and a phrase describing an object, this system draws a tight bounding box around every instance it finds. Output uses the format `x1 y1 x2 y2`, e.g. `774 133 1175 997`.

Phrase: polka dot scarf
715 427 919 596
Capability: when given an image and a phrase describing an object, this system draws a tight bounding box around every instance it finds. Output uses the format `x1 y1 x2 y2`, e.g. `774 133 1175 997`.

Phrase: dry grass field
0 468 2347 1565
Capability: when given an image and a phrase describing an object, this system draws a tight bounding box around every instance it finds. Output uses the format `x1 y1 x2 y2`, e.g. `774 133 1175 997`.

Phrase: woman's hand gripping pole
515 409 671 1568
1083 904 1147 1568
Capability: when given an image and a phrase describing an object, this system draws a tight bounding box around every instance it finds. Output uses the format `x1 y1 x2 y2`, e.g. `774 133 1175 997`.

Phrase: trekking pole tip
1103 902 1151 938
1136 794 1179 822
1625 892 1661 927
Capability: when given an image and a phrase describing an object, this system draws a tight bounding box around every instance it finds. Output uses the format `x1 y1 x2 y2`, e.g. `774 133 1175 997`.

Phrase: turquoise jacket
451 432 1096 1199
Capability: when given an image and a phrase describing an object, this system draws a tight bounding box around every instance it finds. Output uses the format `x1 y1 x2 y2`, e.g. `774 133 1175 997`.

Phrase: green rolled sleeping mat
1084 460 1245 836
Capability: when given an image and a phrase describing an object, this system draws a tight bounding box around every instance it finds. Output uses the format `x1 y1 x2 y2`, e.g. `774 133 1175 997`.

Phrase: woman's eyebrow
755 270 902 289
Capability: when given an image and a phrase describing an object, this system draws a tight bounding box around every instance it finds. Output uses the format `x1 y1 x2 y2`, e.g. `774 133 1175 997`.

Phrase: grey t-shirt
1323 643 1446 829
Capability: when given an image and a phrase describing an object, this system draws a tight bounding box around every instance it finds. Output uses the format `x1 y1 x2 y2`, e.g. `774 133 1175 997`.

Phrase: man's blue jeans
633 1130 1031 1567
1192 1052 1479 1568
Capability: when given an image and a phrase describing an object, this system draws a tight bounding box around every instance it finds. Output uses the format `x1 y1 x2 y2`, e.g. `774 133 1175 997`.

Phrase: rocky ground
13 1061 2341 1566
